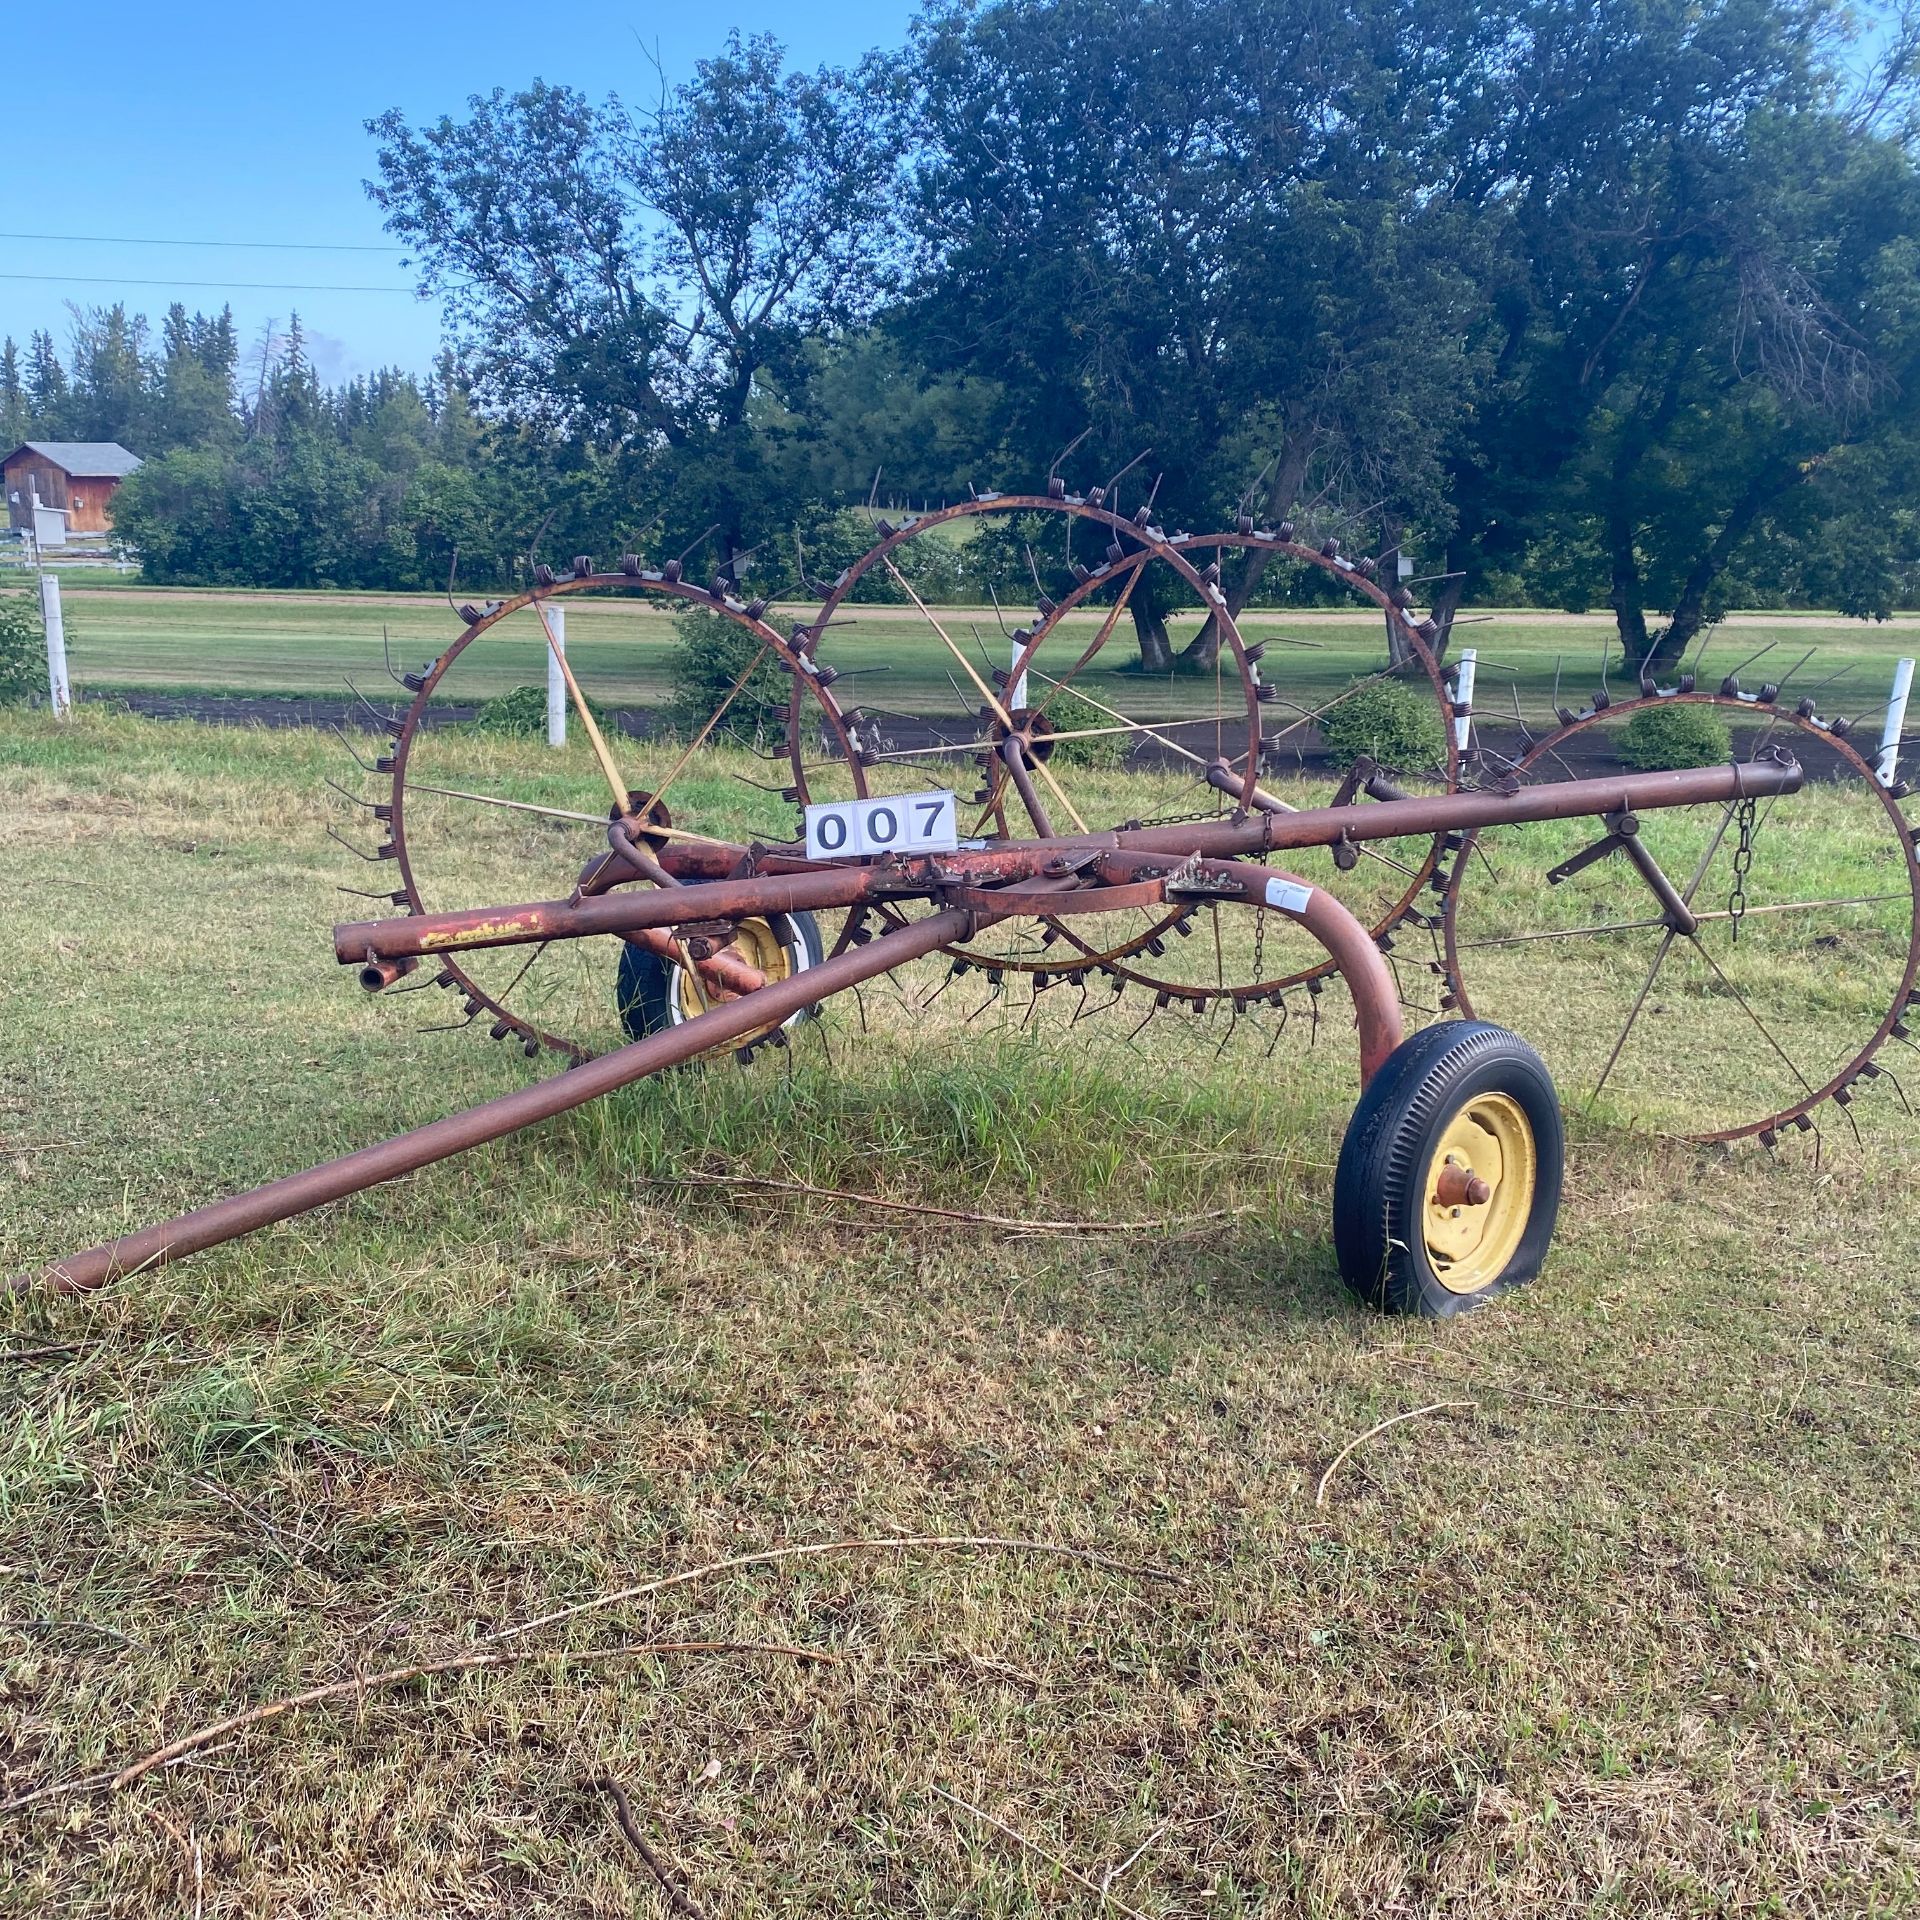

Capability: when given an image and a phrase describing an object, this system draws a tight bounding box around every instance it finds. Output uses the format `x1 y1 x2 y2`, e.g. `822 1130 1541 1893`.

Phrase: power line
0 229 404 253
0 272 419 295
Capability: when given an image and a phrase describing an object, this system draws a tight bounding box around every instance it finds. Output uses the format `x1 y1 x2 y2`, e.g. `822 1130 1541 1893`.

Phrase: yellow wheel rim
673 916 796 1043
1422 1091 1536 1295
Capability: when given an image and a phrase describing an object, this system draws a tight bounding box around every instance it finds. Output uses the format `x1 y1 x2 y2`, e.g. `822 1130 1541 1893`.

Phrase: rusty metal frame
26 452 1913 1303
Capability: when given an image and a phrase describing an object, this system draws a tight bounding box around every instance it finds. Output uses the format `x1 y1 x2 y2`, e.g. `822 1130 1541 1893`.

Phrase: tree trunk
1426 570 1469 666
1131 598 1175 674
1177 434 1314 670
1606 506 1653 673
1641 462 1800 676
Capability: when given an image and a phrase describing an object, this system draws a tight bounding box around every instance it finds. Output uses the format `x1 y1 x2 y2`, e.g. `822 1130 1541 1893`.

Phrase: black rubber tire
1333 1019 1564 1317
615 910 825 1045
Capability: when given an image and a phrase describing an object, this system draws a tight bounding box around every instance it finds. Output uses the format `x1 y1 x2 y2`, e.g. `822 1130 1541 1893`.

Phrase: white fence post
545 606 567 747
1009 634 1028 714
39 571 71 718
1451 647 1477 754
1876 656 1913 788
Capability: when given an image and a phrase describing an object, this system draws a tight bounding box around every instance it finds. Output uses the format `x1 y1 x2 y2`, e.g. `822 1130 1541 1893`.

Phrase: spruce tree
0 339 26 447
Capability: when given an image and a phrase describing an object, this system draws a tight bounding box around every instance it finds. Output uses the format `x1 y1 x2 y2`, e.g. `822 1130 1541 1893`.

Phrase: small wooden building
3 441 144 536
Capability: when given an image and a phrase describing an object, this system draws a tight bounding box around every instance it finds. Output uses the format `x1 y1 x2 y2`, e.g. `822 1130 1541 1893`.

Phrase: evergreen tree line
6 0 1920 666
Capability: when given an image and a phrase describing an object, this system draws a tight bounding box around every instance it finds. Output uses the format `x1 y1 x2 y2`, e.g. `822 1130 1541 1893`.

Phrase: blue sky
3 0 911 386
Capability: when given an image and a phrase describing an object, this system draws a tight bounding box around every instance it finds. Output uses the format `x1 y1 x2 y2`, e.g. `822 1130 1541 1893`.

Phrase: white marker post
39 571 71 718
1876 656 1913 788
1009 636 1028 714
1451 646 1477 754
545 606 567 747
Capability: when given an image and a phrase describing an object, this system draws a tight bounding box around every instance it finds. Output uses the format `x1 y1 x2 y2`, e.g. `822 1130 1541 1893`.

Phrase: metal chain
1727 796 1756 943
1252 904 1267 985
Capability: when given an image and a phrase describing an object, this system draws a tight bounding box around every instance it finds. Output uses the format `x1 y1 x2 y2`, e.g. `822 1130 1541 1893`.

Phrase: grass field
27 579 1920 733
4 710 1920 1916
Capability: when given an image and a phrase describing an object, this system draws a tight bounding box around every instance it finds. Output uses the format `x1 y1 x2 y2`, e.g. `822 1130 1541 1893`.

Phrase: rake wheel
799 497 1458 1010
1439 690 1920 1143
378 567 865 1062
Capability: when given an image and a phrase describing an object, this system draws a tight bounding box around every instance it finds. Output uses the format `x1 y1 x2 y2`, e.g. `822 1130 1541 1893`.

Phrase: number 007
804 789 960 861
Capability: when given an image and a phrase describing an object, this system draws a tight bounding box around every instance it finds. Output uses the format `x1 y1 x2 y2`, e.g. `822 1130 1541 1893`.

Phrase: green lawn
35 580 1920 734
3 710 1918 1915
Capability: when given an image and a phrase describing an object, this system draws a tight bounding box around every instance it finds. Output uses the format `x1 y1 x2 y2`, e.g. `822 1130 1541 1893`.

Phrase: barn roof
3 441 144 478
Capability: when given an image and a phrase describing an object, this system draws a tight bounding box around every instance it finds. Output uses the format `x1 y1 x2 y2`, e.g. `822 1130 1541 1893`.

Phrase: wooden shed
3 441 144 535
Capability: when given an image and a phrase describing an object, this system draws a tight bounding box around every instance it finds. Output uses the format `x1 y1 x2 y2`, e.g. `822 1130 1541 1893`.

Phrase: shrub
469 683 616 738
1317 676 1447 772
0 594 47 705
667 609 791 741
1616 702 1733 771
1036 687 1128 769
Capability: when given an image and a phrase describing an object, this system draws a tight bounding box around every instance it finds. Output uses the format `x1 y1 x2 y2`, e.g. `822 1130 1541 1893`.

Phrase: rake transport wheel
616 909 824 1045
1334 1020 1564 1316
369 563 865 1063
1440 691 1920 1143
799 494 1459 1013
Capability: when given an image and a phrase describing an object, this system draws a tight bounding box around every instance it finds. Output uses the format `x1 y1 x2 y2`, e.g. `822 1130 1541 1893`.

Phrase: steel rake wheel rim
1439 692 1920 1143
805 501 1458 1003
384 571 864 1062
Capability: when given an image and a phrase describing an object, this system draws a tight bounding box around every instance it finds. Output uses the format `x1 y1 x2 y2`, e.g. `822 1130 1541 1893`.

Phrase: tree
25 331 69 433
151 303 238 450
65 303 149 445
896 0 1487 670
0 340 26 448
365 37 901 575
1433 0 1920 671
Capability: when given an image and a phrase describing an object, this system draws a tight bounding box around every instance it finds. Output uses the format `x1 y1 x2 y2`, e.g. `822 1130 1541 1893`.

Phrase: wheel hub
1423 1092 1536 1293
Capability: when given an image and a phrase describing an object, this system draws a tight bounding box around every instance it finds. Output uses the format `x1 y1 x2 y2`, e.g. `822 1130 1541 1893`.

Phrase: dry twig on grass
485 1533 1184 1646
930 1783 1151 1920
592 1776 715 1920
1315 1402 1475 1508
0 1341 94 1366
0 1640 833 1815
640 1169 1249 1236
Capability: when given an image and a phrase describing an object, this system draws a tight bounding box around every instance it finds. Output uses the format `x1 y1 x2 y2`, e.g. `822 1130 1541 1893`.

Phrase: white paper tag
1263 877 1315 915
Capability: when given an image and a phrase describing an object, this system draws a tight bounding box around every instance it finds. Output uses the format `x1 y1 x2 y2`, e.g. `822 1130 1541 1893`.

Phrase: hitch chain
1727 796 1756 942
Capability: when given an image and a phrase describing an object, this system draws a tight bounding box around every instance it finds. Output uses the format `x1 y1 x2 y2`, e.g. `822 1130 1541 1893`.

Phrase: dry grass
3 709 1919 1916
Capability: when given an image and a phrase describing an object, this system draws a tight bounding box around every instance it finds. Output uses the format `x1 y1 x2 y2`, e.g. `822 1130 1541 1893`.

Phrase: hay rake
15 482 1919 1315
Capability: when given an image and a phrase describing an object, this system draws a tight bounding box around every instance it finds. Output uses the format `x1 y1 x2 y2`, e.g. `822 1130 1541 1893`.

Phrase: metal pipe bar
1616 825 1701 936
1095 854 1404 1083
341 759 1803 969
337 868 878 966
1112 758 1802 859
19 907 984 1298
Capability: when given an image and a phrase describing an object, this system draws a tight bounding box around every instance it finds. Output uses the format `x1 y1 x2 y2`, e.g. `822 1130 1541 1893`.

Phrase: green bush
667 608 791 741
1616 702 1733 771
468 683 617 738
1316 676 1447 772
0 594 47 706
1036 687 1127 769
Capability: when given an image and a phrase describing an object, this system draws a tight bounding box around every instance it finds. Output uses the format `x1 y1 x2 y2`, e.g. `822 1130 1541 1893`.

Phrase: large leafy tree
1434 0 1920 671
365 35 902 578
895 0 1488 669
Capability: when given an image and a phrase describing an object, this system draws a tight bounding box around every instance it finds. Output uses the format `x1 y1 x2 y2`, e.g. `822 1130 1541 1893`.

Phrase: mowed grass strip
2 710 1918 1916
39 579 1920 730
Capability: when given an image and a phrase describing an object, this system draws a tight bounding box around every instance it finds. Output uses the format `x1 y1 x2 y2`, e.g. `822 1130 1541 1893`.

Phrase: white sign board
805 788 959 861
